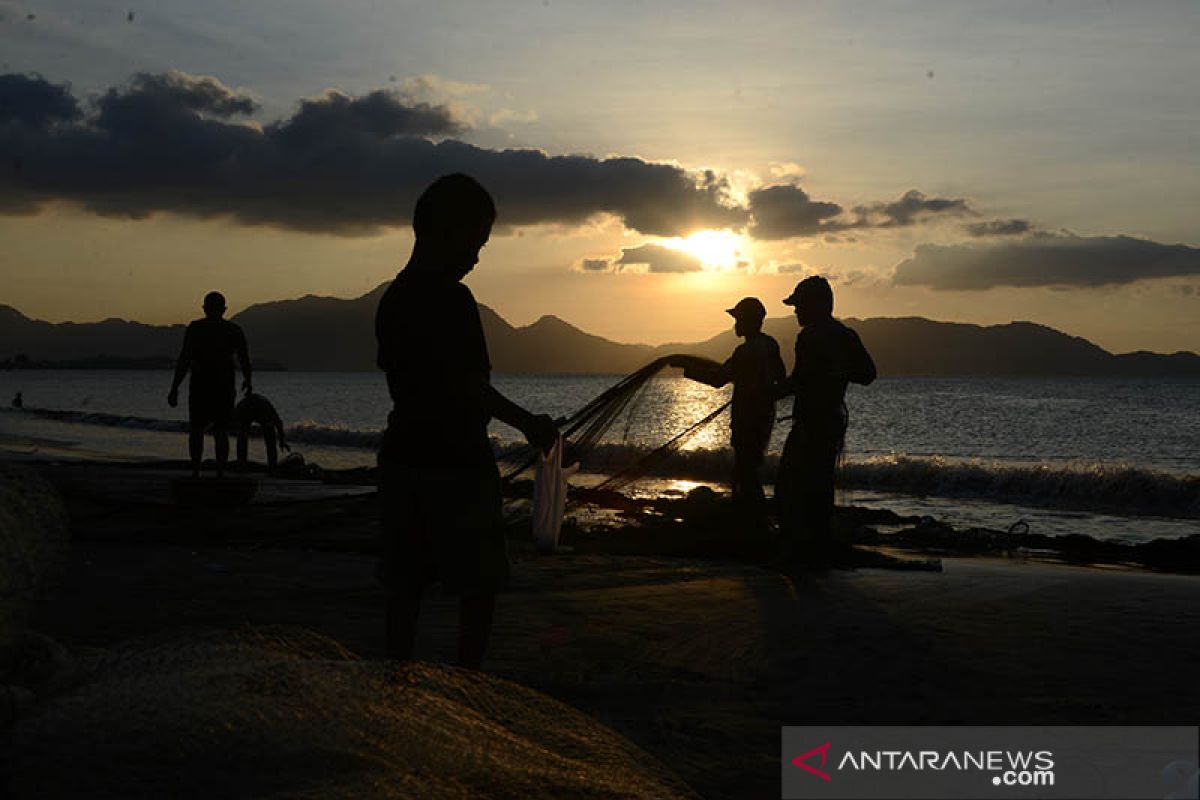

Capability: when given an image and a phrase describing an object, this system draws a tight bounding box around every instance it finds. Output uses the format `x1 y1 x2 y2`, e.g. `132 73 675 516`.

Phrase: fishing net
502 357 730 495
1 469 69 668
1 627 696 799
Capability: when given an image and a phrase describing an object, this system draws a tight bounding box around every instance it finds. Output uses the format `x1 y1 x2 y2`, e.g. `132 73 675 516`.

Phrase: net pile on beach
1 627 696 799
504 357 730 494
0 469 68 667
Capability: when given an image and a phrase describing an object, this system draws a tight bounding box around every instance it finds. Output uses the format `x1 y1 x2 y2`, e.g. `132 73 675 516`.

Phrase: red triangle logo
791 742 832 782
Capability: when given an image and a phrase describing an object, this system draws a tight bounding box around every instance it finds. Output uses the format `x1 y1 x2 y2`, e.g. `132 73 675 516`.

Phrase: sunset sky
2 0 1198 352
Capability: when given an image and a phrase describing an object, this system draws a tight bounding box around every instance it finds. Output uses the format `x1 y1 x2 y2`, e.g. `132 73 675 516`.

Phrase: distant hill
0 304 184 361
227 284 653 373
2 285 1198 378
654 316 1198 377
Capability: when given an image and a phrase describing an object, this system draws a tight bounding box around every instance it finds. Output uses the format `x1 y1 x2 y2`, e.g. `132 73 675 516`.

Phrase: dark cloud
852 189 973 228
747 185 973 240
0 72 80 126
0 72 746 236
269 88 464 146
615 243 704 273
746 184 842 239
97 71 259 125
964 218 1034 237
893 233 1200 290
579 258 610 272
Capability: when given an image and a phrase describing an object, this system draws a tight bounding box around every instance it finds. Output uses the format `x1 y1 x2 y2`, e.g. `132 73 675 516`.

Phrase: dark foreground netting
503 357 729 496
1 627 696 799
1 469 69 671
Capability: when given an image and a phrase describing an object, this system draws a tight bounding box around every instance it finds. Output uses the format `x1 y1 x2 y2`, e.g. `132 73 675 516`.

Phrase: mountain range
3 283 1198 378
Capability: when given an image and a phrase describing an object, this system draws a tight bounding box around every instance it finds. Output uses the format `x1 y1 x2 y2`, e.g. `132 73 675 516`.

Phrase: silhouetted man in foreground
776 277 875 564
670 297 786 521
168 291 252 478
234 393 289 471
375 173 556 670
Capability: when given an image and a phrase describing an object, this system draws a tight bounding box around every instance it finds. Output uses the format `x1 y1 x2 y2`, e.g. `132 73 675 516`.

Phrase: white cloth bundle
532 434 577 553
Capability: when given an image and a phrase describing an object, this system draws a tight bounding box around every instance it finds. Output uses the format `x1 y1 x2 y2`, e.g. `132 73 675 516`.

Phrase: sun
666 230 745 271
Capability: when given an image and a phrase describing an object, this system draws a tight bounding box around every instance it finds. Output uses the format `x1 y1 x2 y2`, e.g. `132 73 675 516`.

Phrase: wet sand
11 458 1200 798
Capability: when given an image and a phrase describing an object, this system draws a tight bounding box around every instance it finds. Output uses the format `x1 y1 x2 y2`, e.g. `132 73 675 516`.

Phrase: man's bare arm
482 383 557 453
167 328 192 407
667 354 728 388
237 329 253 395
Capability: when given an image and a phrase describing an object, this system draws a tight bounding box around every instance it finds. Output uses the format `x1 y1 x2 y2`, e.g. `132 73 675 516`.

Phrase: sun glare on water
667 230 745 271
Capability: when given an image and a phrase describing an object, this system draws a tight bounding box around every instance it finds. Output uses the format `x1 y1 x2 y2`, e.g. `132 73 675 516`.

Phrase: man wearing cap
776 276 875 563
168 291 252 478
669 297 786 519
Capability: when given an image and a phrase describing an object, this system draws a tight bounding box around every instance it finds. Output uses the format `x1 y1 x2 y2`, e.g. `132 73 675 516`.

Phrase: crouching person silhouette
375 174 557 670
234 393 289 472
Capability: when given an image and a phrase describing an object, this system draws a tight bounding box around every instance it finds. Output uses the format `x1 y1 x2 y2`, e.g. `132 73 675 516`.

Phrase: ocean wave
285 421 384 449
16 409 387 448
530 444 1200 519
21 407 187 433
14 407 1198 518
837 455 1200 519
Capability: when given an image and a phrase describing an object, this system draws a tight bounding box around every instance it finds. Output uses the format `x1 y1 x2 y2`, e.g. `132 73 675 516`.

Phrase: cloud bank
851 189 973 228
893 233 1200 290
746 185 843 239
1 71 1043 248
0 71 745 236
746 185 974 240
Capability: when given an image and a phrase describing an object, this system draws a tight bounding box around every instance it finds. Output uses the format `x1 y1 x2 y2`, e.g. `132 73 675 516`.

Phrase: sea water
1 370 1197 543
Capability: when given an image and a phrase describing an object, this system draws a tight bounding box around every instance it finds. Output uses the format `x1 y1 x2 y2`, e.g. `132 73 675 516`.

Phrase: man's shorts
377 445 509 596
188 382 235 430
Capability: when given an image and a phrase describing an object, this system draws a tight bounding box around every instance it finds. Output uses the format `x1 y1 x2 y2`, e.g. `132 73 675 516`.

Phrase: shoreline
4 448 1198 574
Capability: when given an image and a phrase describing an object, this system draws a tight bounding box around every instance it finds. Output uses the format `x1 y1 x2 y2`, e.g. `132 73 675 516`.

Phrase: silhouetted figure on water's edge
11 392 21 409
776 276 875 565
234 393 289 471
168 291 252 478
669 297 786 523
375 173 557 670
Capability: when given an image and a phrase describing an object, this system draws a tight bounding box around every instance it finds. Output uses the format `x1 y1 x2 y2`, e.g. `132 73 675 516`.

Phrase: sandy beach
0 456 1195 798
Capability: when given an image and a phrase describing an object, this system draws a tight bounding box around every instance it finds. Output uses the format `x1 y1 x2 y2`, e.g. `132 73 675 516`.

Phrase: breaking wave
546 444 1199 519
836 455 1200 520
286 421 383 449
18 409 385 448
20 407 187 433
14 407 1198 518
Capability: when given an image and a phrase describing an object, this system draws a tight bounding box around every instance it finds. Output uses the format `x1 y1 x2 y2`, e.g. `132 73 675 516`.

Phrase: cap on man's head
412 173 496 237
782 276 833 312
726 297 767 321
203 291 226 311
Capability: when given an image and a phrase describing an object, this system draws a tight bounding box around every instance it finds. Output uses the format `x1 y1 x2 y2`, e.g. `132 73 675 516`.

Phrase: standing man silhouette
776 277 875 565
375 173 556 670
669 297 786 521
168 291 252 478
